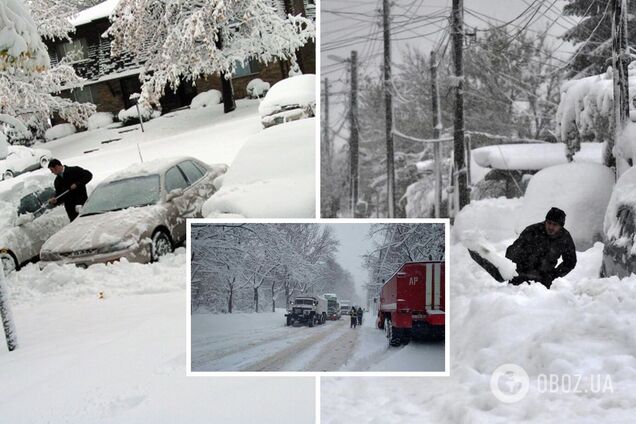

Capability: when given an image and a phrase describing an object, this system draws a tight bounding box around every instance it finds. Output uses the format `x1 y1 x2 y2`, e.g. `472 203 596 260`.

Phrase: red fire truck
376 261 445 346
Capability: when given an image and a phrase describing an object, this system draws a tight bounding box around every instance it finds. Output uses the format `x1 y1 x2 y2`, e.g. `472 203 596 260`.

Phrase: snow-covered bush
246 78 270 99
44 123 76 141
118 104 160 126
190 89 222 109
86 112 114 130
516 162 615 250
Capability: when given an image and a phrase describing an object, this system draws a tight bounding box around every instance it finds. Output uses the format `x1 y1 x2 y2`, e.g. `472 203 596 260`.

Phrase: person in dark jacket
357 307 363 326
469 207 577 289
47 159 93 221
505 207 577 288
350 307 357 328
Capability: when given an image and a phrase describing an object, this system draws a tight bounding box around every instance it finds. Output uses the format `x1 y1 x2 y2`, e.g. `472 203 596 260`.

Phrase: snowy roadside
323 198 636 423
0 251 315 423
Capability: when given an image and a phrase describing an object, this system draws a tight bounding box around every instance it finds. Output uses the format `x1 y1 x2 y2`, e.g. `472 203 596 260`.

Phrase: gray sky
328 223 373 303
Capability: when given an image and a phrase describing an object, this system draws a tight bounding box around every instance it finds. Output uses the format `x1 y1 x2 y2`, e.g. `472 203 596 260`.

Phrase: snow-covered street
0 99 263 193
191 309 445 372
0 250 315 423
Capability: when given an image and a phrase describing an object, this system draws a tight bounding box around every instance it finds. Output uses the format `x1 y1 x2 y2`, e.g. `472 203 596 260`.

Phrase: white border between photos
185 218 451 379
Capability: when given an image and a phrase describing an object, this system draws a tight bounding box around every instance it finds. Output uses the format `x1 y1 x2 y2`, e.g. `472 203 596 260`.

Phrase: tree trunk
254 287 259 313
228 284 233 314
271 281 276 312
215 33 236 114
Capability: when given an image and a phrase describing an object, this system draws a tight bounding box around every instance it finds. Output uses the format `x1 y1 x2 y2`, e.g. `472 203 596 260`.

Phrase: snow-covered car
258 74 315 128
0 145 52 180
471 142 603 200
0 176 69 274
601 166 636 278
39 157 227 268
201 118 315 218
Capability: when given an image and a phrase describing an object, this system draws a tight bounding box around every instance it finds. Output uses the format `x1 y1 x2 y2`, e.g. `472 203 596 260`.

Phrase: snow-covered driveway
191 311 445 372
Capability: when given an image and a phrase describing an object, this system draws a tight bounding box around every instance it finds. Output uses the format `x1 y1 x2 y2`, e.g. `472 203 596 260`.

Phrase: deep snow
0 250 316 423
322 198 636 424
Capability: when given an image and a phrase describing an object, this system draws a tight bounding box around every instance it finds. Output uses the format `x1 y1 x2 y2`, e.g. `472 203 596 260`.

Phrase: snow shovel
15 189 69 226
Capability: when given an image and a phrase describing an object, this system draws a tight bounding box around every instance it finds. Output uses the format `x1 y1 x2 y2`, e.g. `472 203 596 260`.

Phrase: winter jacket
54 165 93 221
505 222 577 287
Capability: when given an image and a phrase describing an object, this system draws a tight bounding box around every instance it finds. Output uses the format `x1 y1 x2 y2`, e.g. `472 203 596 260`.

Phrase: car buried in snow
258 74 315 128
201 118 315 218
0 145 52 180
0 175 69 274
285 295 328 327
39 157 227 268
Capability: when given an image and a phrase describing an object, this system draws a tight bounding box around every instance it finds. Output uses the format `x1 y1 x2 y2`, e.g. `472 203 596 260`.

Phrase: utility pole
451 0 469 213
349 51 359 216
611 0 629 175
383 0 396 218
0 267 17 351
323 78 331 164
430 50 443 218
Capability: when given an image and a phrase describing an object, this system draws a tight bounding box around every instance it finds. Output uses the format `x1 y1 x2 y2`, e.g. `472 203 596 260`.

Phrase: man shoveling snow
465 207 577 289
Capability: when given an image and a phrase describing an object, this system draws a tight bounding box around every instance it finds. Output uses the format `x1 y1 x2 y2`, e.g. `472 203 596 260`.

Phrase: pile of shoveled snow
6 248 187 304
323 200 636 424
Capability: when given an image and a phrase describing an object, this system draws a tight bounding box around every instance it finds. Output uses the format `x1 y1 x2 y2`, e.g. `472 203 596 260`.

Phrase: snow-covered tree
561 0 636 78
0 0 95 140
364 223 445 301
107 0 315 112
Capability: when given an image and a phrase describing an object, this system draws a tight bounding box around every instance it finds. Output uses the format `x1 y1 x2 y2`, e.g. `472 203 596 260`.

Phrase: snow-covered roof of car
258 74 316 117
472 142 603 171
101 157 201 183
69 0 119 27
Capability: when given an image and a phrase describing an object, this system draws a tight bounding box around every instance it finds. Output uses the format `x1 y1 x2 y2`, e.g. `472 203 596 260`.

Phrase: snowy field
191 309 444 372
322 198 636 424
0 250 315 423
0 99 263 194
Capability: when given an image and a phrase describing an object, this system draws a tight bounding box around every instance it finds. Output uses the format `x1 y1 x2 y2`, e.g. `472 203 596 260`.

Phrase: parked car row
0 157 226 274
0 145 52 180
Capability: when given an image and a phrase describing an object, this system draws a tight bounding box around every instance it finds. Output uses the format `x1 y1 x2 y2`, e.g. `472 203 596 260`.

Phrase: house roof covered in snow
70 0 119 27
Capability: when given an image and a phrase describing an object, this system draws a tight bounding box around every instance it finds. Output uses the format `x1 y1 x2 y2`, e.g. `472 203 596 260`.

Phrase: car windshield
294 299 315 305
17 193 41 215
81 175 160 216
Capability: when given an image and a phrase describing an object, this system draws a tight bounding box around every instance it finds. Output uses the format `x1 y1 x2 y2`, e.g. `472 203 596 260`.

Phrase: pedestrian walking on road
350 306 357 328
357 307 363 326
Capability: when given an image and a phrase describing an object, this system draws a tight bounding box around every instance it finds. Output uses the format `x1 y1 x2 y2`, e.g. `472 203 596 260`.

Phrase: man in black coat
469 207 577 289
48 159 93 221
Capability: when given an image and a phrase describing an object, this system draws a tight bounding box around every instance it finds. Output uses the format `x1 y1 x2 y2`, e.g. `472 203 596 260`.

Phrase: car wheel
0 251 18 275
151 230 173 262
3 170 14 180
40 157 49 168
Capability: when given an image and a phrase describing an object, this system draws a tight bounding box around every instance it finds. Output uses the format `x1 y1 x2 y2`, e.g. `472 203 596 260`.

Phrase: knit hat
545 207 566 226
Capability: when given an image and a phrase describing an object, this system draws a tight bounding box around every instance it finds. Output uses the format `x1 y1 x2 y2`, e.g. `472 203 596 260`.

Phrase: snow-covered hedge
190 89 222 109
86 112 114 131
246 78 270 99
44 123 76 141
118 104 160 126
516 162 615 250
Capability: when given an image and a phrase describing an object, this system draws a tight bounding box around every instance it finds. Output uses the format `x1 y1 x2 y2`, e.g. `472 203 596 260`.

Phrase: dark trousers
350 316 357 328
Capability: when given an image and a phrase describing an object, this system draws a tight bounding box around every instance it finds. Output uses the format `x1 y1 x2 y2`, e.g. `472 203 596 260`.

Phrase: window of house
70 86 94 104
233 59 261 78
56 38 89 63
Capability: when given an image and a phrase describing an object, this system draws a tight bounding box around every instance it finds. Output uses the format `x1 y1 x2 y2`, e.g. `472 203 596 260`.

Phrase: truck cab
285 295 328 327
